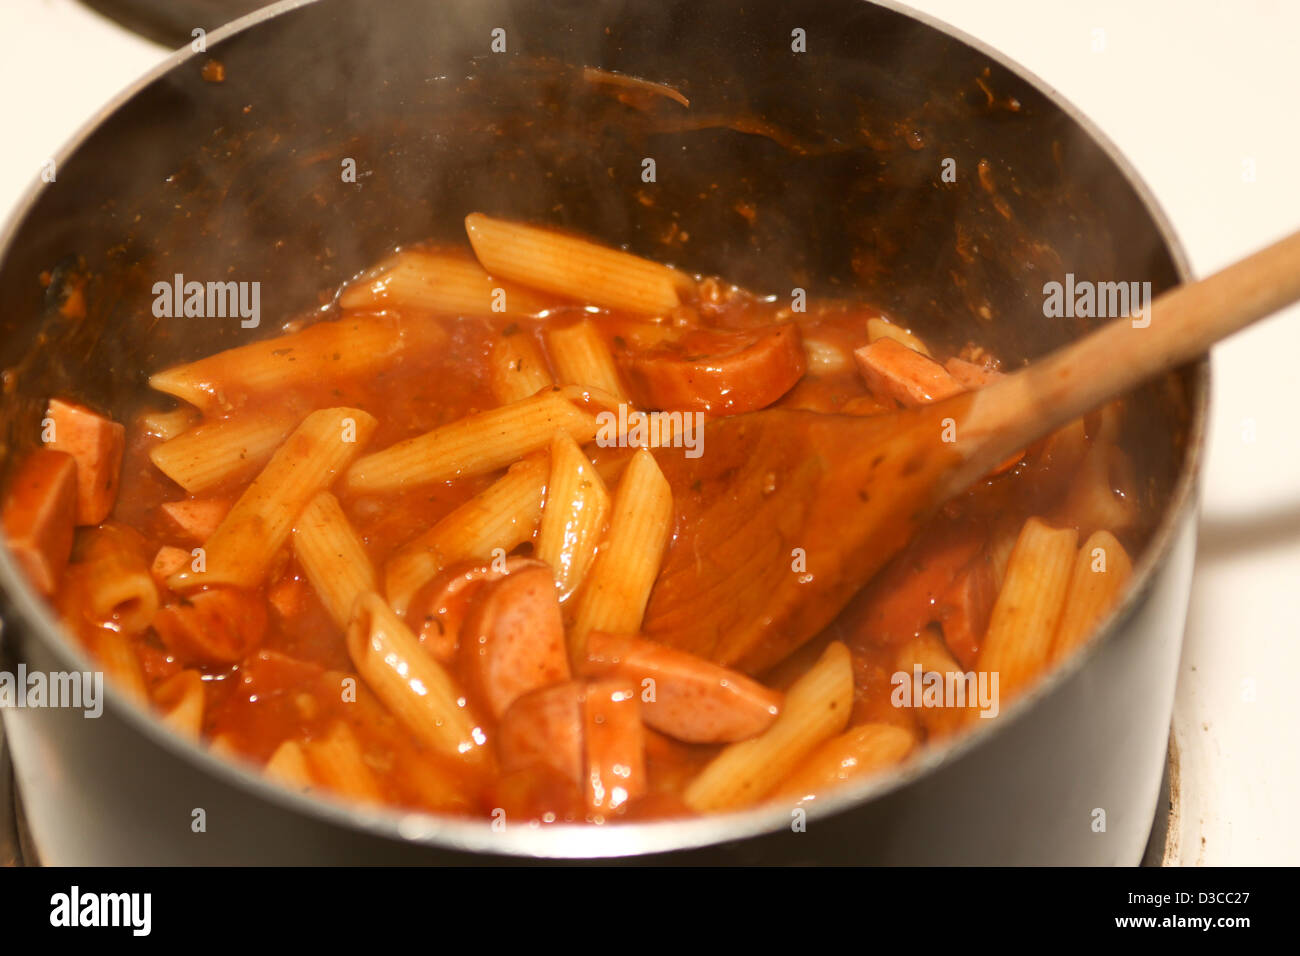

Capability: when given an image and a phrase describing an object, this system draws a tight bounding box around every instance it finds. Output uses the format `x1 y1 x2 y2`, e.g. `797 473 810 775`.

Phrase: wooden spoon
642 229 1300 674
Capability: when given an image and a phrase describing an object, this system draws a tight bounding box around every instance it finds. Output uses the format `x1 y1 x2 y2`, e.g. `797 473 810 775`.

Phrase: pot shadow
1195 502 1300 563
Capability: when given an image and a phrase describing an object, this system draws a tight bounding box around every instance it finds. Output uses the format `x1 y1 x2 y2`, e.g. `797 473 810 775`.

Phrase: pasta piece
583 679 647 813
773 723 916 805
465 213 693 315
802 337 850 373
568 448 672 662
346 591 485 764
167 408 377 592
150 544 191 581
536 430 610 601
545 319 628 400
153 669 205 739
1062 435 1138 537
292 491 376 630
302 722 383 804
137 406 197 441
893 627 972 737
344 389 595 495
42 398 125 525
1052 530 1133 661
148 408 301 494
338 249 551 316
264 739 314 789
0 448 77 597
207 734 242 760
490 330 553 404
78 524 159 634
91 629 148 702
148 315 436 414
384 455 548 614
976 517 1077 698
160 498 231 542
866 316 931 356
683 641 853 812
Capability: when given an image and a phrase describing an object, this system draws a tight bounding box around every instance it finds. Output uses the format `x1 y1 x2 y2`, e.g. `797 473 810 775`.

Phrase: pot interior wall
0 0 1191 624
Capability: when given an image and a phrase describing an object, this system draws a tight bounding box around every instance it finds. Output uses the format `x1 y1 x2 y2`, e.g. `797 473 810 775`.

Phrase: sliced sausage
458 564 570 719
161 498 232 542
152 585 268 666
582 632 781 743
853 336 965 407
407 556 544 664
44 398 125 525
497 680 585 787
1 448 78 596
583 678 647 813
618 323 806 415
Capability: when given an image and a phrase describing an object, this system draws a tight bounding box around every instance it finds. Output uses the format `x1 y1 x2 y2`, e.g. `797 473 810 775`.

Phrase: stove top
77 0 276 48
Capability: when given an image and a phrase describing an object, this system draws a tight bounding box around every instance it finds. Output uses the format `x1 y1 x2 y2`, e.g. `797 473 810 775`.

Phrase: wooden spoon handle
949 227 1300 490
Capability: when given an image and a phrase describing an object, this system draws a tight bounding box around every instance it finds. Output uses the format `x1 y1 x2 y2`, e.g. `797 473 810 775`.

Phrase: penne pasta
338 248 551 316
802 337 851 373
893 626 972 737
91 629 148 703
464 213 693 315
137 406 198 441
77 524 159 633
545 319 628 400
976 517 1077 698
168 407 377 592
149 315 440 415
264 739 314 789
292 491 377 631
149 408 302 494
384 455 548 614
153 669 206 739
1063 436 1138 537
302 721 384 804
489 329 553 405
346 591 485 764
344 389 595 495
1051 529 1133 662
773 723 916 805
683 641 854 812
568 447 672 662
536 430 610 602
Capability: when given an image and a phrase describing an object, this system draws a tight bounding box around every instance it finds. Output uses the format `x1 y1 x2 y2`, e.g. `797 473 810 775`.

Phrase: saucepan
0 0 1203 864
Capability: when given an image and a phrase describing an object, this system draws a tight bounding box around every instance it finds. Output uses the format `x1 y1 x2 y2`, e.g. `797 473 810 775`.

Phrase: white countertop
2 0 1296 865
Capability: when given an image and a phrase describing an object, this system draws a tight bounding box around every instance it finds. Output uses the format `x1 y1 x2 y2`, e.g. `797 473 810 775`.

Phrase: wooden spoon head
644 399 970 674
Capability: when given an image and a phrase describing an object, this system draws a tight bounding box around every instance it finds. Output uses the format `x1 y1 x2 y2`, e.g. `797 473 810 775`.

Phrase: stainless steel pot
0 0 1205 864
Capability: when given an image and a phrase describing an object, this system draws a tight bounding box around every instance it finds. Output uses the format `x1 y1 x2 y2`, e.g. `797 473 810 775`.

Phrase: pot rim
0 0 1208 859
